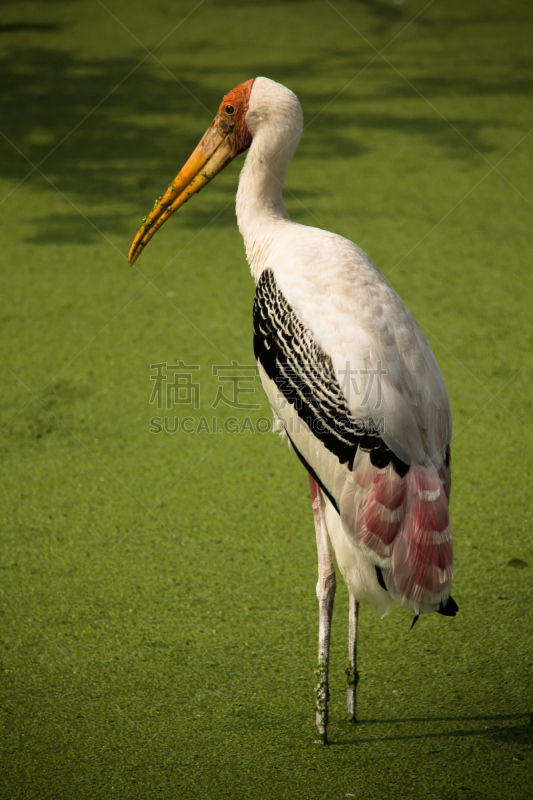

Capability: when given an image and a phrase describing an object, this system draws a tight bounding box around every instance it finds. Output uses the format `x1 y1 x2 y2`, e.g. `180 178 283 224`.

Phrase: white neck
234 78 303 281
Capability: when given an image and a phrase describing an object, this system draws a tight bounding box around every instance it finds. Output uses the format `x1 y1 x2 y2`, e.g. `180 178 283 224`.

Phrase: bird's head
128 79 256 265
128 77 302 265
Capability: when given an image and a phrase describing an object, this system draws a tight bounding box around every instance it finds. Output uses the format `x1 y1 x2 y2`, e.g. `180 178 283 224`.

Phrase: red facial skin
217 78 255 155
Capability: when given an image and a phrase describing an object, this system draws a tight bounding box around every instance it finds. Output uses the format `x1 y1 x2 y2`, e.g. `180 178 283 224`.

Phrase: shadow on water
0 15 530 244
0 23 61 33
328 712 533 747
218 0 434 37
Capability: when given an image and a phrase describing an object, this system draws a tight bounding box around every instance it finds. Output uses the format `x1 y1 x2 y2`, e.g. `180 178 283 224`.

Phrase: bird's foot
314 728 329 746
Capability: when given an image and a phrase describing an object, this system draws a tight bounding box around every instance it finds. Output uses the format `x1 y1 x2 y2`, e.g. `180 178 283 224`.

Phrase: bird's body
129 77 457 743
240 79 453 616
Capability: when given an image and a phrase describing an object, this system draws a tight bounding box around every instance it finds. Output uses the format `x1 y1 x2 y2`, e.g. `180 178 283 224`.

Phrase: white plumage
129 76 457 745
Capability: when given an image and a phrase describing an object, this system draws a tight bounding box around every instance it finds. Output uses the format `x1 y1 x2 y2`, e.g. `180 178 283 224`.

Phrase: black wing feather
253 269 408 477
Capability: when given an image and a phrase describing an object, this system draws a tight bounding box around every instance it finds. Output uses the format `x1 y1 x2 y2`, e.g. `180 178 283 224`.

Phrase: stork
129 77 457 744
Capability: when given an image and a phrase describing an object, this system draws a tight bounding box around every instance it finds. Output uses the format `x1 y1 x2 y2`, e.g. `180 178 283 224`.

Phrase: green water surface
1 1 532 798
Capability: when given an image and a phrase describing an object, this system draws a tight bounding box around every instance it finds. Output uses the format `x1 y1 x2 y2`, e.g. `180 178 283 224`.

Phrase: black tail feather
375 565 387 592
437 596 458 617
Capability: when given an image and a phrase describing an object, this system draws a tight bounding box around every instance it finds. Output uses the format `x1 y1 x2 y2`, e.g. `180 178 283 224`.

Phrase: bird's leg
309 474 336 745
346 590 360 722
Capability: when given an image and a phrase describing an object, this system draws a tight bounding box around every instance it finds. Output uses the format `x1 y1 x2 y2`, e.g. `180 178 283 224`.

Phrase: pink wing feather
340 451 453 611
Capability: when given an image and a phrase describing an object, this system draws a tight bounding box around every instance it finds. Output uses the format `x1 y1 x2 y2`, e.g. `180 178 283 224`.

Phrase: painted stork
129 77 457 744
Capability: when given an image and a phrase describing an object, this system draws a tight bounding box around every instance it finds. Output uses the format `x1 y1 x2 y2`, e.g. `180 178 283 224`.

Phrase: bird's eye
224 104 235 115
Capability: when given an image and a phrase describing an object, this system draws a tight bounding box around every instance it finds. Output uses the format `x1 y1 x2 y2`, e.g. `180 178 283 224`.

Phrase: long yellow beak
128 118 238 265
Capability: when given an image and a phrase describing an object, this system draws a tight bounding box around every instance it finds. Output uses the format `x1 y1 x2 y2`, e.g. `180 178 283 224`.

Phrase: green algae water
1 1 532 797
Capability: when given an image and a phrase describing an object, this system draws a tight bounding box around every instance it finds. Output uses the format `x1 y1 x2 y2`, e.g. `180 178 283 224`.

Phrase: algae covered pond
1 1 532 797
